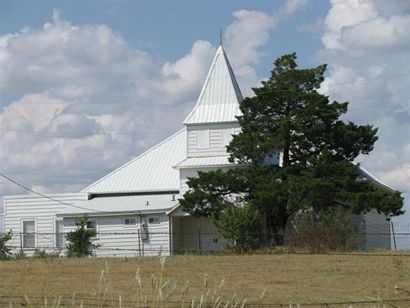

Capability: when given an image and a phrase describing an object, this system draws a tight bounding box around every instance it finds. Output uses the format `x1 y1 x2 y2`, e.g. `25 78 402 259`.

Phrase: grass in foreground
0 252 409 306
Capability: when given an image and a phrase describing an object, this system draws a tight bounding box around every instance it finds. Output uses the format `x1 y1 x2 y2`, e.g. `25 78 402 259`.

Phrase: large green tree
180 53 404 247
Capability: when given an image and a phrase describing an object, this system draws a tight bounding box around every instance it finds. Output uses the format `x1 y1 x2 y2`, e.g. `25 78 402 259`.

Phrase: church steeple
183 45 243 125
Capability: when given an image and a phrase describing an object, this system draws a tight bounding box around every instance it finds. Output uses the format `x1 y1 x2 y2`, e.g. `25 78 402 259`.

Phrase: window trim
54 219 64 249
124 217 137 227
20 219 37 250
148 216 161 225
85 218 99 239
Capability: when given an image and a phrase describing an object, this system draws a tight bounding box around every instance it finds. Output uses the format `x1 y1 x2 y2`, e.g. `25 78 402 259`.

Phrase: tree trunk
282 103 291 168
266 212 289 246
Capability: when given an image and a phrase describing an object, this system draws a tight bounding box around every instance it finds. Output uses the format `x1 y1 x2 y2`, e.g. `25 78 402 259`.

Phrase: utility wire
0 172 106 213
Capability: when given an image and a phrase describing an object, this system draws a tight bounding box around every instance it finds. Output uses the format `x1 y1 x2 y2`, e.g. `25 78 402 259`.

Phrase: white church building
3 46 392 256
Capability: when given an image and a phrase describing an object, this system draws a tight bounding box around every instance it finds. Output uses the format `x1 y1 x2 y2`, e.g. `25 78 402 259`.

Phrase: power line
0 172 104 213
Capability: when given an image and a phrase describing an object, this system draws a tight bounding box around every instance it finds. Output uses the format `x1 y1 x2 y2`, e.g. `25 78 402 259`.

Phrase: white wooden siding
187 123 240 157
180 169 199 195
172 216 227 253
0 214 4 233
63 213 170 257
363 210 391 250
3 193 87 255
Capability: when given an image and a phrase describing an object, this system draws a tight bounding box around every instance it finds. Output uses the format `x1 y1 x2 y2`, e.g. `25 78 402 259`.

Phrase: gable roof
82 129 187 193
183 45 243 125
358 166 394 191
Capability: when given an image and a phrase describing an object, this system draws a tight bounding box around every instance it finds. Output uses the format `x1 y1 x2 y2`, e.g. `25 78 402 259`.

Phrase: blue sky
0 0 409 246
0 1 329 64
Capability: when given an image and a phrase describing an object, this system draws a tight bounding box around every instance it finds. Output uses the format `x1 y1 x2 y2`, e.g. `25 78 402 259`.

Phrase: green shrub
213 203 264 252
13 250 26 260
66 216 101 257
33 249 60 259
33 248 48 259
0 231 12 260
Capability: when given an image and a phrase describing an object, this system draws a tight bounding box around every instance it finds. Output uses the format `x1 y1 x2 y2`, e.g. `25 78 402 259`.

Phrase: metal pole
196 219 201 252
138 228 141 256
169 216 173 256
391 220 397 250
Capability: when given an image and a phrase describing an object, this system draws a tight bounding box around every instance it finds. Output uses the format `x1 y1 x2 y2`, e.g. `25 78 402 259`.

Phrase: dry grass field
0 252 409 306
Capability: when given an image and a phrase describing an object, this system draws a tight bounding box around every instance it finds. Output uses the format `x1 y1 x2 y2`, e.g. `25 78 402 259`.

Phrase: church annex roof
183 45 243 125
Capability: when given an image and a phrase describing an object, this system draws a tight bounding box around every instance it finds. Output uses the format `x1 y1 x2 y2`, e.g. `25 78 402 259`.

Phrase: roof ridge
81 128 186 192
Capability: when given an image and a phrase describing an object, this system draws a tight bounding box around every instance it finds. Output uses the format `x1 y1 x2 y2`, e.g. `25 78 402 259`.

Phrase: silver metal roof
57 194 179 216
82 129 187 193
174 155 234 169
358 166 393 191
183 45 243 125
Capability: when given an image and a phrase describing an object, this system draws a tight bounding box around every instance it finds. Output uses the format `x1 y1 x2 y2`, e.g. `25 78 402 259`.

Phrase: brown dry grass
0 252 409 306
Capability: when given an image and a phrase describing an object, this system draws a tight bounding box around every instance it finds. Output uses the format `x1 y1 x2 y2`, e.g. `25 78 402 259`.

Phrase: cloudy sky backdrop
1 0 409 243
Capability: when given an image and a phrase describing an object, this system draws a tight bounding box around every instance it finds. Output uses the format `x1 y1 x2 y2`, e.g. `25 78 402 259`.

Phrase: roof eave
174 163 235 170
184 119 240 126
57 208 173 218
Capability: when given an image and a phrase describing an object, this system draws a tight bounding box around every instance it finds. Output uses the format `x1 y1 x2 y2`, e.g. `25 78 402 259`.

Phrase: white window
124 218 136 226
197 129 210 149
22 220 35 249
86 219 98 238
55 220 64 248
148 217 160 224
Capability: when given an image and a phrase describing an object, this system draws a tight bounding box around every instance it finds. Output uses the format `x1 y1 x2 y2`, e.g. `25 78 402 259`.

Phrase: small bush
255 245 289 255
66 216 101 257
32 248 59 259
13 250 26 260
213 203 264 252
0 231 12 260
33 248 48 259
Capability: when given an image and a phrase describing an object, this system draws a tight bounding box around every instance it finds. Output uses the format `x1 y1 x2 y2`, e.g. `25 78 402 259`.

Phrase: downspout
169 215 173 256
391 220 397 250
137 211 143 256
197 218 201 252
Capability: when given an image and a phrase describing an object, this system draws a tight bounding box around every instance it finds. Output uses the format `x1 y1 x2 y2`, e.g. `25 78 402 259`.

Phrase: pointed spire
183 45 243 125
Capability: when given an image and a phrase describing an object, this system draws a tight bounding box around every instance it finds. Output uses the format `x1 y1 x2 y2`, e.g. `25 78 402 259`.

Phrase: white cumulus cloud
318 0 410 223
0 1 308 206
